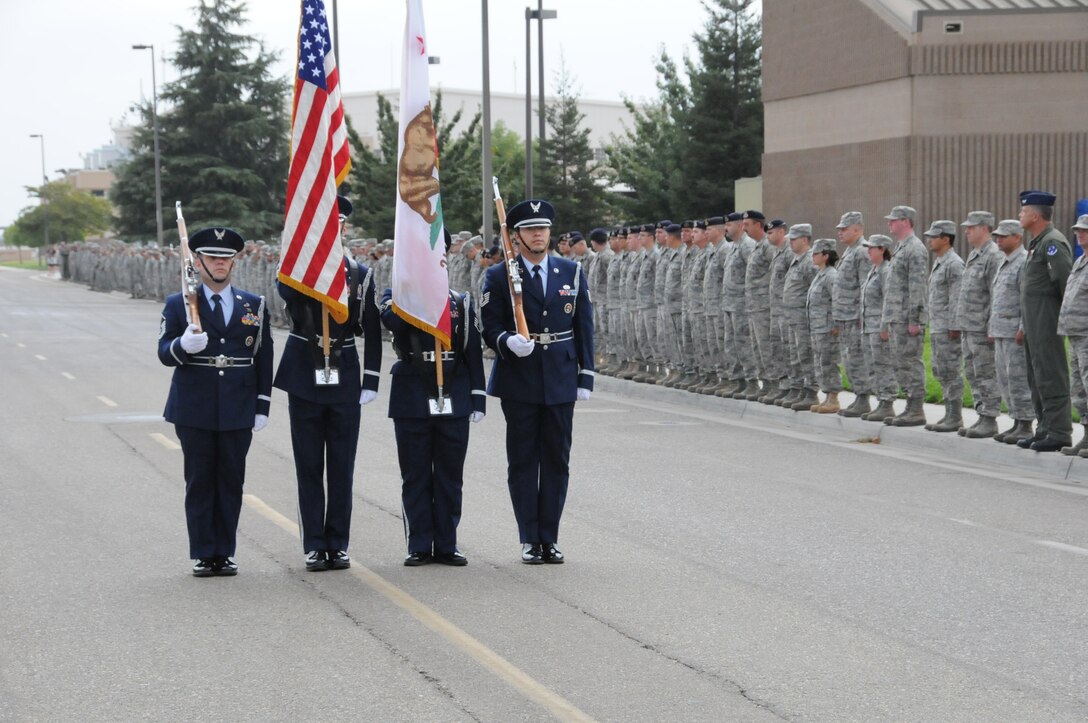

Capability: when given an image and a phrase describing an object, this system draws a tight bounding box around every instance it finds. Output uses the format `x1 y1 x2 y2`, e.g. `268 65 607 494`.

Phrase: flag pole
321 305 332 382
434 336 445 411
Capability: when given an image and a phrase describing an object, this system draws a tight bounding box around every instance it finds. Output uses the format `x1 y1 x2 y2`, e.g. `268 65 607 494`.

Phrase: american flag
278 0 352 323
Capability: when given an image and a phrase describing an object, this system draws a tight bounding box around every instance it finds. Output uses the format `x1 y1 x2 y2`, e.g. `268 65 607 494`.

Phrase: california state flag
391 0 451 348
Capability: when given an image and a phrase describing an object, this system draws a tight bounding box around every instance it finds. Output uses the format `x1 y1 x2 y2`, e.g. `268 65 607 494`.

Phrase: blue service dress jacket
381 289 486 419
273 257 383 403
158 286 274 431
480 255 595 404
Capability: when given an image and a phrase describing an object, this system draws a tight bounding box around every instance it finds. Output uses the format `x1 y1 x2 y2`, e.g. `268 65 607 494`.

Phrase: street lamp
481 0 494 239
523 5 556 198
28 134 49 266
132 44 163 246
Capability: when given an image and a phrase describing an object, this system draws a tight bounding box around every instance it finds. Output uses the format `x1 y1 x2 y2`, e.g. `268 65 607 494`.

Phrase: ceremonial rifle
175 201 201 332
491 177 530 338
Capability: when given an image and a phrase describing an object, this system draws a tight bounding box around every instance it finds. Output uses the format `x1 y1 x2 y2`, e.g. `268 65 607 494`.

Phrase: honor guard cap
337 194 353 220
1019 190 1056 207
812 238 836 254
836 211 863 228
787 223 812 239
1073 215 1088 231
190 227 244 257
506 199 555 229
924 220 957 237
961 211 995 228
862 234 895 249
992 220 1023 237
884 205 917 222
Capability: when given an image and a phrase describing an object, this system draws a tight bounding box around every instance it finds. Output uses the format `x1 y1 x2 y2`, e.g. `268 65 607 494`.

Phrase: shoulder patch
1046 244 1058 256
158 316 166 340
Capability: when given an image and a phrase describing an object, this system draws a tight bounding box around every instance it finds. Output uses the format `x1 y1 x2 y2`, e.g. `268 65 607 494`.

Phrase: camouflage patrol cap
1072 214 1088 231
787 223 812 240
884 205 917 222
836 211 863 228
457 230 472 241
862 234 895 249
992 220 1023 237
923 220 957 237
961 211 995 228
812 238 837 254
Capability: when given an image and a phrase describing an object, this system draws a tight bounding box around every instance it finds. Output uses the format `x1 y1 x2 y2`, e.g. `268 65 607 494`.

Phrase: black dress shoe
1017 434 1043 449
521 543 544 564
1031 437 1066 452
214 557 238 576
434 550 468 566
305 550 330 571
192 559 216 577
541 543 564 564
327 550 351 570
404 551 432 567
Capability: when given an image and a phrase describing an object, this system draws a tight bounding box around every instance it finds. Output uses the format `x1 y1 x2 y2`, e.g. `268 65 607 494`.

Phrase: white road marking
16 342 25 348
61 372 75 380
149 433 180 450
97 396 118 408
243 493 597 722
947 518 980 527
1036 540 1088 557
34 354 46 361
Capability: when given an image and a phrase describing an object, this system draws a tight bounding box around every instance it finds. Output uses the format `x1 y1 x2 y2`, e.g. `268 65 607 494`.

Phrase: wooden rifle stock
176 201 202 332
491 177 529 338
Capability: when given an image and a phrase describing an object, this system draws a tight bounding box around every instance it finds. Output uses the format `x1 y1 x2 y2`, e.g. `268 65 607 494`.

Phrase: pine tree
684 0 762 214
111 0 289 241
347 93 399 240
536 68 612 233
433 94 483 237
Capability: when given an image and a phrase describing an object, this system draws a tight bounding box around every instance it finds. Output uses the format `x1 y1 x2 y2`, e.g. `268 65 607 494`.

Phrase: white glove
180 323 208 354
576 388 592 402
359 389 378 405
470 411 485 423
253 414 269 432
505 334 535 358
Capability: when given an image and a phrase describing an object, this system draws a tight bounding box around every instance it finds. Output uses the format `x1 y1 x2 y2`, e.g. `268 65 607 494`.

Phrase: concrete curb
594 374 1088 486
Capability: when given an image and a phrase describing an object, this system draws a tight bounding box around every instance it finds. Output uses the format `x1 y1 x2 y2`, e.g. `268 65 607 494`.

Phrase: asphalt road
2 267 1086 722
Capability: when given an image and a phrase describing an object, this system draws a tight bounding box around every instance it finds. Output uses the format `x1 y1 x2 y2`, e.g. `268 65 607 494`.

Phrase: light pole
481 0 493 239
28 134 48 267
132 44 163 246
523 6 556 199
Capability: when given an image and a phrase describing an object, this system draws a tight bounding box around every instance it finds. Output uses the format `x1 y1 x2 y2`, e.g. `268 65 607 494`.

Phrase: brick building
761 0 1088 243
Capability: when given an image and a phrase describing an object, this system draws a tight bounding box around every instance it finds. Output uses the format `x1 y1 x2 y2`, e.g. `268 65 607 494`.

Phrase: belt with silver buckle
421 350 456 362
528 330 573 344
190 354 253 368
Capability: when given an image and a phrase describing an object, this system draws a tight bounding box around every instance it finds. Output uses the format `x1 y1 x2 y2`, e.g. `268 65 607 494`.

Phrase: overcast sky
0 0 761 232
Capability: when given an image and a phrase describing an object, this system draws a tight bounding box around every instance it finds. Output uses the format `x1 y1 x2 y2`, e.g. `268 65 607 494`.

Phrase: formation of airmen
61 190 1088 456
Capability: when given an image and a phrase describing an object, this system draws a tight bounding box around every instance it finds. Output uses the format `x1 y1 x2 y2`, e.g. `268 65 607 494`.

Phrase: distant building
57 127 133 200
762 0 1088 238
341 86 635 162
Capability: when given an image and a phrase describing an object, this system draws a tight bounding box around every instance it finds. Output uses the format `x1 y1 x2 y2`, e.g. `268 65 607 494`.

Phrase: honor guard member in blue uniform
158 227 274 577
274 195 383 571
481 199 595 564
380 230 486 567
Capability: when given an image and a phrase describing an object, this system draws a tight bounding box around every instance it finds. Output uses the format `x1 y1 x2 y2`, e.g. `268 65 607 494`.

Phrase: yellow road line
243 493 596 723
149 433 180 450
97 396 118 408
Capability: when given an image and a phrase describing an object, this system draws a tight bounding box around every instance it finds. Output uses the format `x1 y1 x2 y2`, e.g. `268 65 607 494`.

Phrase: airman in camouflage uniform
586 229 613 370
762 220 792 404
881 205 930 426
619 227 645 379
635 224 661 381
988 220 1035 444
682 221 713 390
700 217 728 393
604 229 629 373
860 235 898 421
1057 214 1088 456
1015 190 1073 452
743 211 775 401
833 211 873 417
954 211 1004 438
780 224 818 411
921 221 965 433
660 224 686 384
650 221 674 382
720 212 757 399
807 238 841 413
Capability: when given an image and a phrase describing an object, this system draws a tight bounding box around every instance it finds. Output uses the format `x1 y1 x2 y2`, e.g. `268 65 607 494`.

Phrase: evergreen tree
347 93 399 240
6 182 113 247
111 0 290 241
536 68 612 233
684 0 762 214
433 95 483 237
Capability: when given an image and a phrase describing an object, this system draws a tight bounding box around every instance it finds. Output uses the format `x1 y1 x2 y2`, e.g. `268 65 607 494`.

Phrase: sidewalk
594 374 1088 486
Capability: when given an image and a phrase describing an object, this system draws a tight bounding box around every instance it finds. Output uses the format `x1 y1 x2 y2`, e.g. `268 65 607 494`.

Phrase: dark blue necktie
531 264 543 297
211 293 226 328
